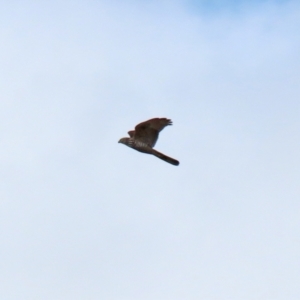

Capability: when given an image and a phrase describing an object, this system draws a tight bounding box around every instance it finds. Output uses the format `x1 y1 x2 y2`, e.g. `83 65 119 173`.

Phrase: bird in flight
118 118 179 166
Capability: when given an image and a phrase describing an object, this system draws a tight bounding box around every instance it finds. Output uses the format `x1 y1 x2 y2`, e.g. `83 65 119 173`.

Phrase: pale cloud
0 1 299 299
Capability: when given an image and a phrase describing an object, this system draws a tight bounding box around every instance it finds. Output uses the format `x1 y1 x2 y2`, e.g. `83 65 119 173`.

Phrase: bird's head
118 137 129 144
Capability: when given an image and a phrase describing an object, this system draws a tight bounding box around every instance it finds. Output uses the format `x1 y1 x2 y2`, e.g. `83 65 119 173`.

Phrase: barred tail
152 149 180 166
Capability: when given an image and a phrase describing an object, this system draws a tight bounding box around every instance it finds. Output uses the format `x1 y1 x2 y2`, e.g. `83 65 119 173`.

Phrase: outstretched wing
129 118 172 147
128 130 135 138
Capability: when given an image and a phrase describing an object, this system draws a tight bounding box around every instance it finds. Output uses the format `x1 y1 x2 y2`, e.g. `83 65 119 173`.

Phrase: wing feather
128 118 172 147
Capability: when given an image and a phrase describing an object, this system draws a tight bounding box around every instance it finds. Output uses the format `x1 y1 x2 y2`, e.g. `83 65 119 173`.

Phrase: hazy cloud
0 1 299 299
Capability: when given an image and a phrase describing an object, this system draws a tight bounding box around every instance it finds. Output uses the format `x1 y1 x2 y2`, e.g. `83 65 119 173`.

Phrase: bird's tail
152 149 179 166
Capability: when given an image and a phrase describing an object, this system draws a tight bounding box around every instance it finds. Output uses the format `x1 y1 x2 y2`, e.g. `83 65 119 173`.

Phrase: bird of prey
118 118 179 166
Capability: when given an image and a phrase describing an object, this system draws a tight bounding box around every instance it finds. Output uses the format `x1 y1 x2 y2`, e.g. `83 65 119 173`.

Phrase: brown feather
119 117 179 166
151 149 179 166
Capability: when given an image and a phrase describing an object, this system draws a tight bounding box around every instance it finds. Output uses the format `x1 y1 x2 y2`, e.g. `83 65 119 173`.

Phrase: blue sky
188 0 288 11
0 1 299 299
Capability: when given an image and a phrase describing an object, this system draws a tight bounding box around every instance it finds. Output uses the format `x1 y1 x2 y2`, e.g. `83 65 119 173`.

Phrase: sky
0 0 300 299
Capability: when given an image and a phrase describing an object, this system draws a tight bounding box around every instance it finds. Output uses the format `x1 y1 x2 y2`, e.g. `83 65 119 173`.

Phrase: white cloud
0 1 299 299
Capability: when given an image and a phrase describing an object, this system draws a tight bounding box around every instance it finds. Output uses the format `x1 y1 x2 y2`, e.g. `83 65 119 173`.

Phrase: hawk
118 118 179 166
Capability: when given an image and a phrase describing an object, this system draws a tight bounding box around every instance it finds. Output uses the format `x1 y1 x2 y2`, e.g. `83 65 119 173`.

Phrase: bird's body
118 118 179 166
